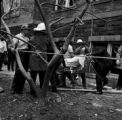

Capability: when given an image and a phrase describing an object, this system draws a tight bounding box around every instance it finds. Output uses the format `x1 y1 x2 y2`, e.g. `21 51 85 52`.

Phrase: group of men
1 22 122 95
10 22 88 94
11 23 52 94
56 38 88 88
0 33 15 72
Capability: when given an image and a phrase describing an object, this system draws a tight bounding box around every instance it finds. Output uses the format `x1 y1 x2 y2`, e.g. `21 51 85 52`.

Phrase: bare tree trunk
15 50 38 97
35 0 59 53
42 24 77 97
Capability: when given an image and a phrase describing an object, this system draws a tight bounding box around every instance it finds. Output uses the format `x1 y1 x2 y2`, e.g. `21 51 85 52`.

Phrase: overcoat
29 32 50 71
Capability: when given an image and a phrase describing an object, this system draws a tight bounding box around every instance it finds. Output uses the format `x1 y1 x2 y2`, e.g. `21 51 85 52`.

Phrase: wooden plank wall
50 0 122 41
6 0 122 38
52 15 122 41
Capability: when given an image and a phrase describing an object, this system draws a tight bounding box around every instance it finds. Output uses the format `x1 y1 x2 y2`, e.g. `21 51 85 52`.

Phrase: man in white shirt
13 26 29 50
11 24 30 94
64 39 87 88
0 37 7 71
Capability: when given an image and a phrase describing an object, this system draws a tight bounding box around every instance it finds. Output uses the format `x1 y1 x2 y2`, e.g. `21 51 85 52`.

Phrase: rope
18 49 122 60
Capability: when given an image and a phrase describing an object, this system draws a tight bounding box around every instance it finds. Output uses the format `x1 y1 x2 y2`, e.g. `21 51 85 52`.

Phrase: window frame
55 0 76 11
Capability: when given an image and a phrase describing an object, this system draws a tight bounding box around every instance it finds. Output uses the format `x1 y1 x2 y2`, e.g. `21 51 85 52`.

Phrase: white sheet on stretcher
64 55 86 68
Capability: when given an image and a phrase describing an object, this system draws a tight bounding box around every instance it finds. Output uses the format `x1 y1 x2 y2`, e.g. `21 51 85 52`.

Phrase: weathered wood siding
33 0 122 41
1 0 34 28
1 0 122 37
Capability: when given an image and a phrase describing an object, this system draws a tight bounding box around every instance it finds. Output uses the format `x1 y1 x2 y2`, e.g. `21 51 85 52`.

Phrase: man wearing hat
11 24 30 94
29 22 57 91
75 39 85 54
74 39 88 88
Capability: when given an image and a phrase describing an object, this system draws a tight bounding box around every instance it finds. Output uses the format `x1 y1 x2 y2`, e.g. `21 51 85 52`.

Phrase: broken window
55 0 75 11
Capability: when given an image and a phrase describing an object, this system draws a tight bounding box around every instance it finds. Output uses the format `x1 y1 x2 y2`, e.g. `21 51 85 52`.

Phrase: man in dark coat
92 46 113 94
29 22 50 89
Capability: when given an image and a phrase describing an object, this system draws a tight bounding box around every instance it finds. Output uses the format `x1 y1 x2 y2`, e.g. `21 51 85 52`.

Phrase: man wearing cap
11 24 30 94
29 23 53 90
75 39 86 54
74 39 88 88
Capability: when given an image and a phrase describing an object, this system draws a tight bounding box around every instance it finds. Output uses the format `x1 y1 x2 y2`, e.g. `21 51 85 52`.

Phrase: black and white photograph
0 0 122 120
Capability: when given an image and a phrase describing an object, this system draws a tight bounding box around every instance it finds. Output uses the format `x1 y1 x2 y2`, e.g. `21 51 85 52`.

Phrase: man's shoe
95 91 103 95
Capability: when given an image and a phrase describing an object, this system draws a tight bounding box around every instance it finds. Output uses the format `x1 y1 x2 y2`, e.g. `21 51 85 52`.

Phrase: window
2 0 20 18
55 0 75 11
63 0 74 7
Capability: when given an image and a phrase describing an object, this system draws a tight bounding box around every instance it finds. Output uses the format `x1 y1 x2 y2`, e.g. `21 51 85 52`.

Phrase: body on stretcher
64 55 85 71
56 55 86 87
64 55 86 76
64 55 86 86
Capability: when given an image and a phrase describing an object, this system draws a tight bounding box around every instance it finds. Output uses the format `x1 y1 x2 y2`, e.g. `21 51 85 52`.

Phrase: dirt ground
0 66 122 120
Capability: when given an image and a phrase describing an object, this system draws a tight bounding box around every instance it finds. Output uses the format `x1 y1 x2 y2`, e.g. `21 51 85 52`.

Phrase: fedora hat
33 22 46 31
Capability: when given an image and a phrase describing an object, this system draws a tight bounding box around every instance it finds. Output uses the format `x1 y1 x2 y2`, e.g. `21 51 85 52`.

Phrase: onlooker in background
0 36 7 71
92 46 113 94
11 24 30 94
29 23 50 89
75 39 89 55
74 39 88 88
7 42 15 71
63 41 80 86
55 40 67 87
116 45 122 90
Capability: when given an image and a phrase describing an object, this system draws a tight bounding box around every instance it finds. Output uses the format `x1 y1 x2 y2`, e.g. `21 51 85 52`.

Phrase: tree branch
15 50 38 97
35 0 58 53
1 8 38 97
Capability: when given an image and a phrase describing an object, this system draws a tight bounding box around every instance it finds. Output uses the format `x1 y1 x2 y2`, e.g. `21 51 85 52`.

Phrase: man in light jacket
116 45 122 90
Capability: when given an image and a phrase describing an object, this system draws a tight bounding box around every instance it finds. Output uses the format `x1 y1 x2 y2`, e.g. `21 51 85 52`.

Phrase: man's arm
12 35 19 49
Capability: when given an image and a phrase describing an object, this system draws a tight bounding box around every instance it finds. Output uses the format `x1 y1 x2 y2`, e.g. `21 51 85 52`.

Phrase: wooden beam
88 35 122 42
84 10 122 20
57 88 122 94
